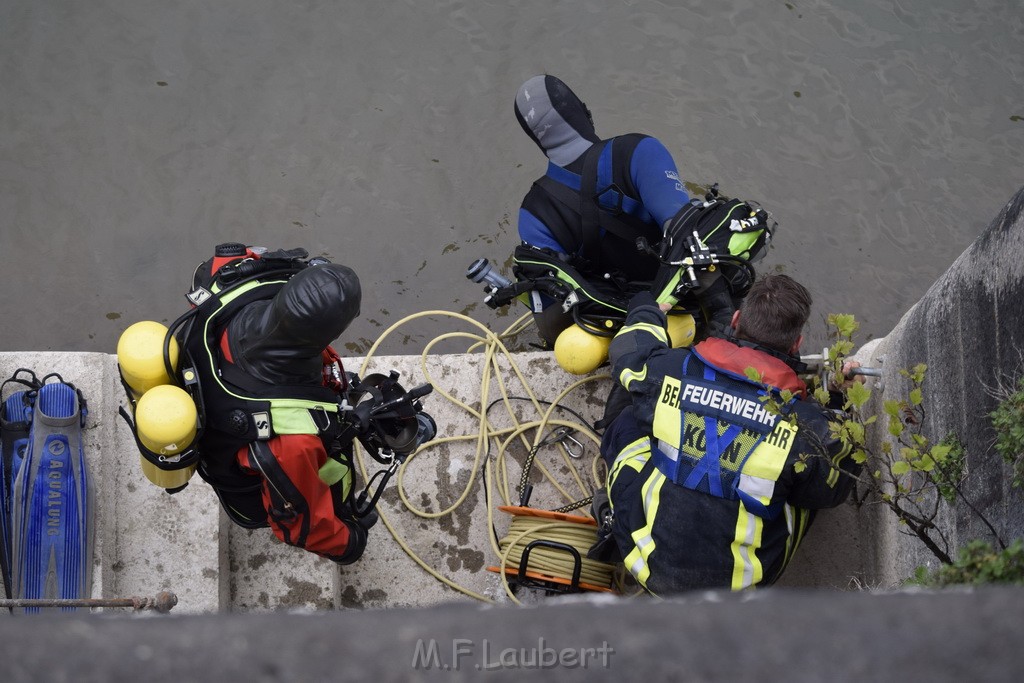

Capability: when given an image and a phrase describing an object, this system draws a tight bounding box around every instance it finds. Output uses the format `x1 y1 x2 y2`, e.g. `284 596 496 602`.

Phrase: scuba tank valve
466 258 517 307
466 258 513 290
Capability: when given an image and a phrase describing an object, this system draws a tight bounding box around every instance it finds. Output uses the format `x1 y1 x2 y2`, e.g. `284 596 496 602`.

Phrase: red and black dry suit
601 292 860 594
189 257 369 564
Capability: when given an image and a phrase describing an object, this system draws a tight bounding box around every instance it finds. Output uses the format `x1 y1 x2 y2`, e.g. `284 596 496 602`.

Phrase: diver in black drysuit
513 74 738 347
514 75 740 429
197 258 374 563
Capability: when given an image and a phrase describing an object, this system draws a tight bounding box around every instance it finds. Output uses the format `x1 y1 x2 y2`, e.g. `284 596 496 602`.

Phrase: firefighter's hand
830 361 867 391
627 290 660 312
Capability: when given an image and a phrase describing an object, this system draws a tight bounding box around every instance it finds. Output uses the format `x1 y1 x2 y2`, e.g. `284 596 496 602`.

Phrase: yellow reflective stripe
623 546 647 587
730 503 764 589
652 377 682 447
781 505 811 570
741 420 797 480
609 438 652 516
609 437 652 488
733 421 797 506
826 439 853 488
618 365 648 391
625 469 667 588
616 321 668 345
269 400 339 435
619 468 667 589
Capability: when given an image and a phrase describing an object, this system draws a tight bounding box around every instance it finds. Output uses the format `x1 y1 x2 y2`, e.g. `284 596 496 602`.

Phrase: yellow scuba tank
554 311 695 375
117 321 180 398
134 384 198 490
666 312 696 348
117 321 198 490
554 324 612 375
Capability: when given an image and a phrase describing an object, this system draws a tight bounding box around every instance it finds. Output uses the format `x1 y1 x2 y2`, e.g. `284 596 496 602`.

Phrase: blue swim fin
0 369 43 603
9 374 93 612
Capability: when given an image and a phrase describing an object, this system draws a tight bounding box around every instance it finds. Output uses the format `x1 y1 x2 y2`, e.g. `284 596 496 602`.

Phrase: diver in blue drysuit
514 74 737 348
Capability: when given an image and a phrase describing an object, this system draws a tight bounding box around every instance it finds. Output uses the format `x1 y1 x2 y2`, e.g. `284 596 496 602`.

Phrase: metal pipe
0 591 178 613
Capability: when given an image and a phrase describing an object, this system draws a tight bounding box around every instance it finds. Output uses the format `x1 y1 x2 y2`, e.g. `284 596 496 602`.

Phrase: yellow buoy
135 384 198 489
666 313 696 348
554 324 611 375
117 321 179 396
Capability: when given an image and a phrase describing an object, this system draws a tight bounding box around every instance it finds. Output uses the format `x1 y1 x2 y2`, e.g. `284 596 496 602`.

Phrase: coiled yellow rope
351 308 614 604
496 514 617 598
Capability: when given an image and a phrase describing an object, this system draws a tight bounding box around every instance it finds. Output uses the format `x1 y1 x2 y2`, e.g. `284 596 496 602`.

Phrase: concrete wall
858 185 1024 584
5 588 1024 682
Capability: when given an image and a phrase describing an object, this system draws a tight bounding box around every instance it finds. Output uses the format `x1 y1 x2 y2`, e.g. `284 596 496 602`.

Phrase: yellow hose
351 309 613 604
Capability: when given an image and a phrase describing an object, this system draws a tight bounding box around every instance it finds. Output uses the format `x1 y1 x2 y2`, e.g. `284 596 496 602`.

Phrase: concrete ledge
1 587 1022 681
1 347 867 613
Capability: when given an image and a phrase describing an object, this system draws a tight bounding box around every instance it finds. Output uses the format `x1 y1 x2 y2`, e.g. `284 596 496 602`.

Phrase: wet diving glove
332 519 369 566
586 489 622 564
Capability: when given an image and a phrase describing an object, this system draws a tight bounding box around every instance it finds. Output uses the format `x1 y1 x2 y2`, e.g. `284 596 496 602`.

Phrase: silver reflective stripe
738 472 775 501
737 512 758 588
644 475 659 513
657 439 679 462
612 437 651 469
618 322 668 345
634 533 653 553
618 366 647 390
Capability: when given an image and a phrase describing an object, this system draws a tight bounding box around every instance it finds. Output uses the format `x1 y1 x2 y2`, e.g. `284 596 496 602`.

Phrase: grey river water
1 0 1022 358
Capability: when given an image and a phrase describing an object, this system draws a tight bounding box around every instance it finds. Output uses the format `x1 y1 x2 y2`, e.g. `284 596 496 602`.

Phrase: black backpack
495 186 776 334
653 185 777 301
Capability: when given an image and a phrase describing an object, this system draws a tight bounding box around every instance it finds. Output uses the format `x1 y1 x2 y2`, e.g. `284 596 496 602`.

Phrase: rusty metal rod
0 591 178 613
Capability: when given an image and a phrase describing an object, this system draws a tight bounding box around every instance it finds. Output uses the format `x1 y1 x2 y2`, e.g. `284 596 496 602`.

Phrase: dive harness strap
534 138 657 269
217 361 339 404
246 440 311 548
578 139 606 266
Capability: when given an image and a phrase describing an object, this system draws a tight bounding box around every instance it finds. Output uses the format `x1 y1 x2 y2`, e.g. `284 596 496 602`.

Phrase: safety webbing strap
534 142 653 267
579 140 606 265
247 441 311 547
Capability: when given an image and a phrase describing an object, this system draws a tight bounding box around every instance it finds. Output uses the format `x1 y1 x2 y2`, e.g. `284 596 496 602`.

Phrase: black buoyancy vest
177 269 347 524
525 133 662 281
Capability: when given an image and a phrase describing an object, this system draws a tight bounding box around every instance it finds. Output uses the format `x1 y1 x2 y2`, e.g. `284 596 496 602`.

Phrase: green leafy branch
989 374 1024 488
803 315 1005 567
913 539 1024 587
